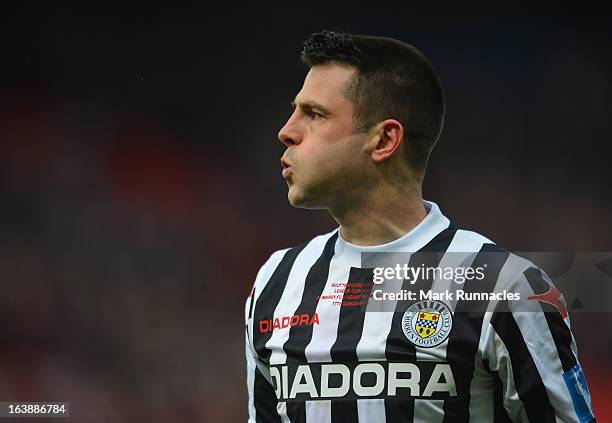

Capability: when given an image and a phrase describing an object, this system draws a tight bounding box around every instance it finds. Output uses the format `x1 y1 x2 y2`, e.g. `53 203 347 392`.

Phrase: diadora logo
259 313 320 333
527 285 568 319
269 361 458 401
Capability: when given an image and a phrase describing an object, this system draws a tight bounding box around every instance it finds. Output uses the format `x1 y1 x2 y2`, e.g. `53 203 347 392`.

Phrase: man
245 31 596 422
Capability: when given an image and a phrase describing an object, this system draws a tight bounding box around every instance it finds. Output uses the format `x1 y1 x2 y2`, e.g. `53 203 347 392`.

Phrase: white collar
335 200 450 253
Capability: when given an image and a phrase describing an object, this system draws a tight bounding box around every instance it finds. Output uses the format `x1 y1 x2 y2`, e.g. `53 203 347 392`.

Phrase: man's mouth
281 157 293 179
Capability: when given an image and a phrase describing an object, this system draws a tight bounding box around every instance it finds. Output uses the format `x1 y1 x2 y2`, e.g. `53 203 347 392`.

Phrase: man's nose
278 114 301 147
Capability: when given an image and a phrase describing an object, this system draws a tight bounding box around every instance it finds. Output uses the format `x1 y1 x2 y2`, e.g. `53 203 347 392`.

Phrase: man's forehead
293 65 355 111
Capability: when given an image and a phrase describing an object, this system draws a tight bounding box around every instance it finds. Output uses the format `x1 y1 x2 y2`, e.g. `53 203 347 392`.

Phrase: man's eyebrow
291 98 332 115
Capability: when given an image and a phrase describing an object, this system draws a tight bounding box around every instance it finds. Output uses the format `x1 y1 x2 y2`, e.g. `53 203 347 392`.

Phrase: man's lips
281 157 293 179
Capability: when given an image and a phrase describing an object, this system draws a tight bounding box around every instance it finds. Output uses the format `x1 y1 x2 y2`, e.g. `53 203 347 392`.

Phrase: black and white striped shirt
245 201 596 422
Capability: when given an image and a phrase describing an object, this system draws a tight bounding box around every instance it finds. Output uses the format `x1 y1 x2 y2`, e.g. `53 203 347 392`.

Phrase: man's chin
287 187 323 210
287 192 309 209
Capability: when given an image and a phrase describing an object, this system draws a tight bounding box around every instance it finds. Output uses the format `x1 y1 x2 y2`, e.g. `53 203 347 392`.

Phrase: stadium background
1 6 610 422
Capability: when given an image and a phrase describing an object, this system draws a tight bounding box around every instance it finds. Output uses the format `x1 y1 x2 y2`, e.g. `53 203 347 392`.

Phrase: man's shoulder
253 229 339 286
450 229 555 293
448 226 497 250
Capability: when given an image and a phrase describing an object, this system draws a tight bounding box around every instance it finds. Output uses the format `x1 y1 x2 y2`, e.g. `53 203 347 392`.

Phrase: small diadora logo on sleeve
527 285 568 319
259 313 320 333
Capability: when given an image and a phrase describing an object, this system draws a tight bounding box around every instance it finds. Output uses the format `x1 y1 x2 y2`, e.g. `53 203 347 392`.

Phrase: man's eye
306 110 324 120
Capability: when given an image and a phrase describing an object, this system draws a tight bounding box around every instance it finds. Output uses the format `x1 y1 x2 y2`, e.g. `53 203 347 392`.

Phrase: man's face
278 64 372 209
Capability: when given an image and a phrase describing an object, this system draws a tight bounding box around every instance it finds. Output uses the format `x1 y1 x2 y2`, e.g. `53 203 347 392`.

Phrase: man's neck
329 184 427 247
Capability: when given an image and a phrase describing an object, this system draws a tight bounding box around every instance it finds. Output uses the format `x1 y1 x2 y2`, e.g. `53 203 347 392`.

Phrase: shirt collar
335 200 450 253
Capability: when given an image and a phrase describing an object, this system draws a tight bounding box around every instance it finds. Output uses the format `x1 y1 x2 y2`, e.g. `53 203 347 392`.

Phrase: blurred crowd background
1 6 610 422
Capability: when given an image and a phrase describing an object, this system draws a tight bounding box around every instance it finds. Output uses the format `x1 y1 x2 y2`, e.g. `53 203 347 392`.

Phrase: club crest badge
402 301 453 348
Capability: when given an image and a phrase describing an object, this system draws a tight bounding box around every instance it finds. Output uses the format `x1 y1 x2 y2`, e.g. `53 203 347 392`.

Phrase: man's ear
371 119 404 163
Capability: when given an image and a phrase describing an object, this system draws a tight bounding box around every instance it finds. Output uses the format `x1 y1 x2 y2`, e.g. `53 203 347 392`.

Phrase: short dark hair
301 30 445 172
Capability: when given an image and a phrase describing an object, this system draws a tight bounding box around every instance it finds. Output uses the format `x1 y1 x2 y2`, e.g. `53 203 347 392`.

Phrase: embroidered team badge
402 301 453 348
415 311 440 339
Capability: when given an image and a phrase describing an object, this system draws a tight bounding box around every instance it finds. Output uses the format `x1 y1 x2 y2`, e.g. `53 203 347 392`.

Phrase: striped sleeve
245 249 288 423
480 261 596 423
